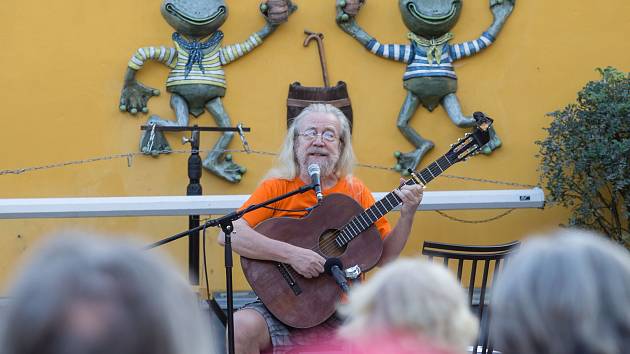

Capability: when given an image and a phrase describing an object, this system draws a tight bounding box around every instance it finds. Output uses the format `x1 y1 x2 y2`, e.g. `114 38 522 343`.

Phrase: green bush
537 67 630 248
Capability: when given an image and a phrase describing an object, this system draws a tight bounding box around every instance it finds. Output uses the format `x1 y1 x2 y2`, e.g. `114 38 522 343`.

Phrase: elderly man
218 103 424 354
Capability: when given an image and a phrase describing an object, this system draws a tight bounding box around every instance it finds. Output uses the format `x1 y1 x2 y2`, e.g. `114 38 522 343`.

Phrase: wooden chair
421 240 520 354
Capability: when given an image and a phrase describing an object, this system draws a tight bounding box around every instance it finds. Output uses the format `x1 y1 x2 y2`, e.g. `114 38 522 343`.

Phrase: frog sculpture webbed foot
202 153 246 183
394 140 434 175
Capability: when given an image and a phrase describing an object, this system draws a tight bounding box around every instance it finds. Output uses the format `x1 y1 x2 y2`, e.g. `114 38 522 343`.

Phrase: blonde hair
338 258 478 353
264 103 356 180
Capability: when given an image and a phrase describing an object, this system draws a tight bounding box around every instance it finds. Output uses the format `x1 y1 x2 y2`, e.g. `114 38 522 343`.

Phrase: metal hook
237 123 251 154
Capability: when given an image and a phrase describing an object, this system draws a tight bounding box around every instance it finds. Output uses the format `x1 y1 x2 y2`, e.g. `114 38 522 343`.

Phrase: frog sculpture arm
119 0 296 183
336 0 514 173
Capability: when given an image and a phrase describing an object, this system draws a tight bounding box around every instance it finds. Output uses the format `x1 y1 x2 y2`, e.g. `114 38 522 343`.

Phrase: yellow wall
1 0 629 293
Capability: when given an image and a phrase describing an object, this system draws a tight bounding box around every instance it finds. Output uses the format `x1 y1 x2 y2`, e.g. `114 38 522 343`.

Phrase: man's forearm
218 220 294 263
379 214 415 266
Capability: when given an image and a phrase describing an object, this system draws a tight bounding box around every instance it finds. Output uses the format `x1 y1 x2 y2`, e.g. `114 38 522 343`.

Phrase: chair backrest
422 240 520 354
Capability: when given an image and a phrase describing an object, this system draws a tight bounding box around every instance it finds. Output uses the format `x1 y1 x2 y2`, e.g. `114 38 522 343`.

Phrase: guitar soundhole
318 229 346 257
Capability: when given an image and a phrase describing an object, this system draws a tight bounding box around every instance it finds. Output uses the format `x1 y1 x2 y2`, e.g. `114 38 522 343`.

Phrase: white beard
299 154 338 179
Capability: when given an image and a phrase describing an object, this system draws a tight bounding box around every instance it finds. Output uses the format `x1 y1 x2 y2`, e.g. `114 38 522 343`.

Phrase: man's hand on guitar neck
378 179 425 266
394 178 424 218
287 247 326 278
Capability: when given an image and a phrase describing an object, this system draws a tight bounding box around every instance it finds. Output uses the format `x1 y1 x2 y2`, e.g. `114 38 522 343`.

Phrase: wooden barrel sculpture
287 81 353 133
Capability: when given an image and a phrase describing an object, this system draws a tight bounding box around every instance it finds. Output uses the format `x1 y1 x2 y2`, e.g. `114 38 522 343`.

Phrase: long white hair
264 103 356 180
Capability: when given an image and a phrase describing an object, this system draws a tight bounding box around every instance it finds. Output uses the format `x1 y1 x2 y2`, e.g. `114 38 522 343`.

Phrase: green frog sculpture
119 0 296 182
336 0 514 174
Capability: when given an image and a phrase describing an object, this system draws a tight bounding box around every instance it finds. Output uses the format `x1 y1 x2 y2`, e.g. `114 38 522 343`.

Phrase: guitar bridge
276 263 302 296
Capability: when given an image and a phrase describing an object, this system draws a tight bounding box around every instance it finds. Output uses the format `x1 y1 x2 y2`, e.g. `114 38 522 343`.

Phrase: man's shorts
241 299 343 353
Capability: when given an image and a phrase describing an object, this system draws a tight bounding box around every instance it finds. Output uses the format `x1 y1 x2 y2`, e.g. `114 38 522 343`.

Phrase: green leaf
537 67 630 249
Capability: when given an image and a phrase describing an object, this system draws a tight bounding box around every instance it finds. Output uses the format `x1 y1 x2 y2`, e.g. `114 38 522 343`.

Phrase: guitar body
241 193 384 328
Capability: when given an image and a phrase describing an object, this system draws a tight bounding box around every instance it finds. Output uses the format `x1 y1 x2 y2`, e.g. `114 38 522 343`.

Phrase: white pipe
0 188 544 219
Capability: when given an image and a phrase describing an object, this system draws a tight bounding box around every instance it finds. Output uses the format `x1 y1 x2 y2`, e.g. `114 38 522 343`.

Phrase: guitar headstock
446 112 494 163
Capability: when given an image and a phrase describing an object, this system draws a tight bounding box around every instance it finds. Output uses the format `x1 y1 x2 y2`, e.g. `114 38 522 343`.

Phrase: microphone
324 258 349 293
307 164 323 202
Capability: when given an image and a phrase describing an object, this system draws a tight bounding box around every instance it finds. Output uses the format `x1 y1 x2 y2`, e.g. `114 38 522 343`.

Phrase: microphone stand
146 182 317 354
140 124 251 284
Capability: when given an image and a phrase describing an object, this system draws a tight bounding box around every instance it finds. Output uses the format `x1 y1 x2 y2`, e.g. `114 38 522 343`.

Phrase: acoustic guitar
241 112 493 328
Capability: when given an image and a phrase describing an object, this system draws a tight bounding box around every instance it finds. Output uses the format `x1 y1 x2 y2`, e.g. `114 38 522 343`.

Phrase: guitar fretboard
335 154 454 247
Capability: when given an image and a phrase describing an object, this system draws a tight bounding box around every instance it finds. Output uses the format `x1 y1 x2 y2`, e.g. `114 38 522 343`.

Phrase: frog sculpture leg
119 0 297 182
336 0 513 173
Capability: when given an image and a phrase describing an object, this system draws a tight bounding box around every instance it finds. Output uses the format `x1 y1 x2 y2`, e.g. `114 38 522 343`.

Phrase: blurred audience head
491 228 630 354
0 232 214 354
338 258 478 353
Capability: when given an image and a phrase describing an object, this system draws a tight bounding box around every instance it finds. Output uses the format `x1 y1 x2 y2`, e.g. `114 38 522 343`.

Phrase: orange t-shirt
240 176 392 239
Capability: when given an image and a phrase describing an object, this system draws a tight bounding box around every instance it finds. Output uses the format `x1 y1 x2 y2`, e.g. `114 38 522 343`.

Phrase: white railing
0 188 544 219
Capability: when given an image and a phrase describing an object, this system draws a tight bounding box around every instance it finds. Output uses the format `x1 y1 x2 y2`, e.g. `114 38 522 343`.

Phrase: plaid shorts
241 300 342 354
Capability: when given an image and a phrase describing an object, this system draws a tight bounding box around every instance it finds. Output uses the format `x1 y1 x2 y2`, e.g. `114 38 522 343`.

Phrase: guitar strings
310 195 404 255
307 223 355 256
305 191 404 256
289 181 419 270
284 150 480 275
288 175 416 258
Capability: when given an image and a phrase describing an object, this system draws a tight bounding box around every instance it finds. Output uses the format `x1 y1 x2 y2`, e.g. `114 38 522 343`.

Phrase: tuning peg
450 143 454 148
464 133 471 137
182 137 192 145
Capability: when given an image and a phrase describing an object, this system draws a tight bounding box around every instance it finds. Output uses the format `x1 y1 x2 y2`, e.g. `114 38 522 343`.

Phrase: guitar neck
334 154 455 248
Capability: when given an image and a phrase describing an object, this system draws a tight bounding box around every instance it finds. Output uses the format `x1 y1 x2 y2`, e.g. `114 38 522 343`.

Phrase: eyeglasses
297 128 338 142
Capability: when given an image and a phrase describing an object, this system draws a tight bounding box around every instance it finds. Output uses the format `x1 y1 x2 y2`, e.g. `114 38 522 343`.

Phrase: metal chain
355 162 395 172
1 149 535 187
0 149 276 176
440 174 536 189
0 153 139 176
237 123 251 154
146 123 157 153
3 153 536 189
434 209 516 223
356 163 537 188
0 148 538 223
353 163 535 223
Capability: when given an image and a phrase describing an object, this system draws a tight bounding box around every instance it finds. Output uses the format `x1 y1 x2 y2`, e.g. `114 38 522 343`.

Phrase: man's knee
233 309 271 352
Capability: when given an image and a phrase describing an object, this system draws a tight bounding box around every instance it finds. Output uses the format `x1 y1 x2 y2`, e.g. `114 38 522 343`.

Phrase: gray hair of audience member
264 103 356 180
338 258 478 352
491 229 630 354
0 233 215 354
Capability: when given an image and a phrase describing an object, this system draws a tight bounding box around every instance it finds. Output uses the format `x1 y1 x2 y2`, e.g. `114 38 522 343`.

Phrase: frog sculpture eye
336 0 514 174
118 0 297 183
